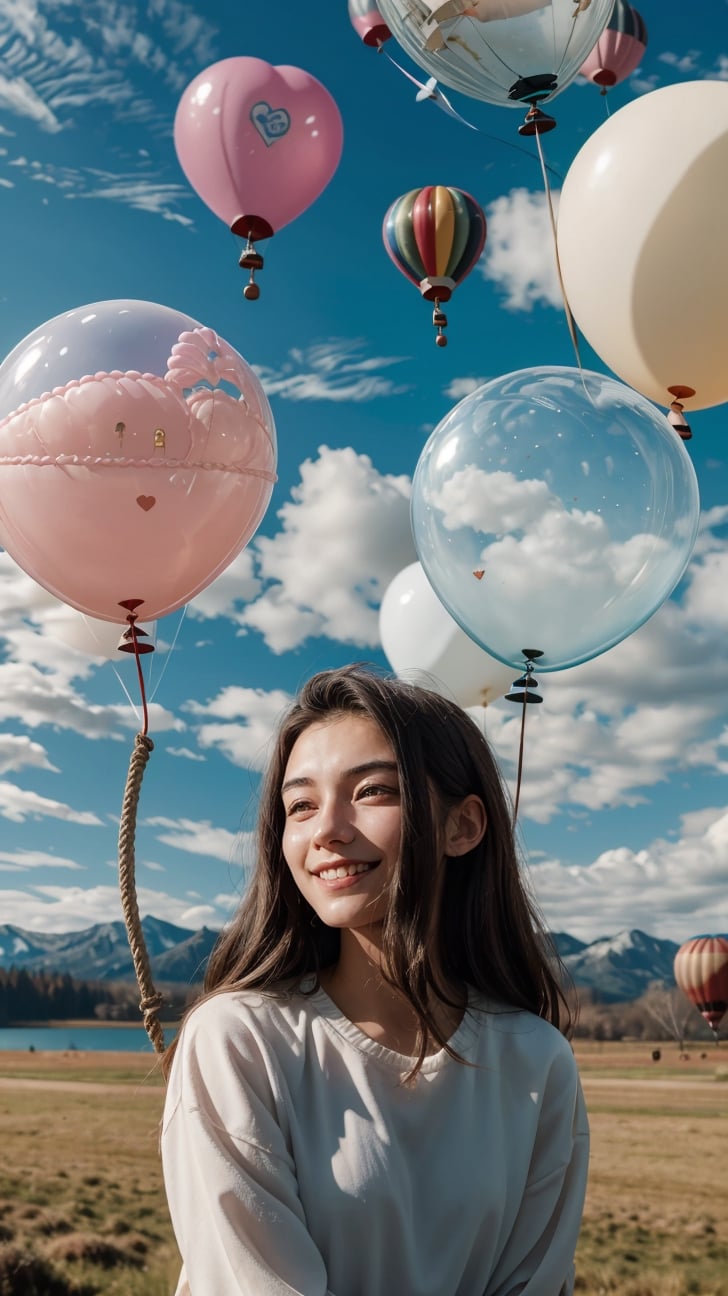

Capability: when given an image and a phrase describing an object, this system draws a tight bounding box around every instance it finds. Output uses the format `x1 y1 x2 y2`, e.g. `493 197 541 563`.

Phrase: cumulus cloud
187 550 261 621
481 188 561 310
526 804 728 943
0 848 83 872
0 882 233 933
444 377 491 400
239 446 416 653
184 686 292 771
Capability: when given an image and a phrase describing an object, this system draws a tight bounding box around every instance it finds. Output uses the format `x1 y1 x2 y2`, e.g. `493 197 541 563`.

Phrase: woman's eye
286 800 314 816
358 784 399 800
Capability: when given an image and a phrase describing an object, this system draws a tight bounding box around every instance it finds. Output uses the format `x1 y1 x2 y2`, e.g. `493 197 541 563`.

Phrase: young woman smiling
161 666 589 1296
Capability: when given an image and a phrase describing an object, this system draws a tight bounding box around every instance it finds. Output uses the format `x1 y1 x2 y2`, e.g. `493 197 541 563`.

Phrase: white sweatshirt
161 983 589 1296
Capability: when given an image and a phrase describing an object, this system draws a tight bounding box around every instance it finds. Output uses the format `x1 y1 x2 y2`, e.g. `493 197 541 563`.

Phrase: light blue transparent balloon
377 0 614 110
411 367 701 672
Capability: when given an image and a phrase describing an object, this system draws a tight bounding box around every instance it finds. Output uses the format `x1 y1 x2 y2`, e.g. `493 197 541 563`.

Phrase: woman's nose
312 800 355 847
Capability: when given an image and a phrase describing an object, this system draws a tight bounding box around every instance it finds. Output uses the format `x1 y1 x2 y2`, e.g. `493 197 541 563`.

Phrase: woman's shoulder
176 982 314 1051
467 993 578 1069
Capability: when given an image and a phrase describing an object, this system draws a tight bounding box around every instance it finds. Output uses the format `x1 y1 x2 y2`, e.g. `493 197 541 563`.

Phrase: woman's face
281 713 402 933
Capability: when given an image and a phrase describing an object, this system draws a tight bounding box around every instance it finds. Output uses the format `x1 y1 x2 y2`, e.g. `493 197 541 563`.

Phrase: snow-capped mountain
0 916 218 987
0 919 682 1001
553 928 680 1002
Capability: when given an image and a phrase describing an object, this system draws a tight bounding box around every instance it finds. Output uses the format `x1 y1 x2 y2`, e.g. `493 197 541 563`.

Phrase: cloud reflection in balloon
411 366 700 673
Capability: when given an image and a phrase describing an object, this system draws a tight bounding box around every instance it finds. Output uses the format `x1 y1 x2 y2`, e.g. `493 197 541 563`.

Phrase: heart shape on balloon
173 57 344 233
250 100 291 146
136 495 156 511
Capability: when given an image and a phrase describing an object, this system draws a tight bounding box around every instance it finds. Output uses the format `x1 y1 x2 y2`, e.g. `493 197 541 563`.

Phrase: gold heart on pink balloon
136 495 156 511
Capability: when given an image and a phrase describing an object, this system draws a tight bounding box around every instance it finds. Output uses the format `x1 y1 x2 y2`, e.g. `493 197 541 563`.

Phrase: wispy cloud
0 848 82 872
254 341 411 403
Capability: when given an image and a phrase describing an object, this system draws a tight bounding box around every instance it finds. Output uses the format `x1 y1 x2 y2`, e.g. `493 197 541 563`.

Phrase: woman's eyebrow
281 760 398 796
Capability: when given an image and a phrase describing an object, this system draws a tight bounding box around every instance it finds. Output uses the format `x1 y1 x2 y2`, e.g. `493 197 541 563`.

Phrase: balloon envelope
383 186 486 300
377 0 613 108
674 936 728 1032
411 366 700 672
579 0 647 88
379 560 514 706
557 80 728 410
348 0 392 45
0 300 277 623
174 58 343 234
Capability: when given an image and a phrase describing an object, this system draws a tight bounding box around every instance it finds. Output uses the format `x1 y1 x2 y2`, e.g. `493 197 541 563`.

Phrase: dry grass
0 1040 726 1294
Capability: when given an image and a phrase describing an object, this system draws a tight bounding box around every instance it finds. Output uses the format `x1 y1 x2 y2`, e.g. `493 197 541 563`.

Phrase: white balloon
379 561 515 707
557 80 728 411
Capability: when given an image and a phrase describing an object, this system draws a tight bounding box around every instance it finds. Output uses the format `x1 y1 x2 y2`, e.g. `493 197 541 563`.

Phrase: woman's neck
319 927 465 1056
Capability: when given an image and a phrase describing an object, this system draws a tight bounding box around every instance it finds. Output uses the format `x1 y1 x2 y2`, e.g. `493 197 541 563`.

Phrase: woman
161 666 589 1296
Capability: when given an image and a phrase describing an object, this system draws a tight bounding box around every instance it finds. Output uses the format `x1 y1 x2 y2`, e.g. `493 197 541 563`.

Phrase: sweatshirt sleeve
161 999 336 1296
485 1040 590 1296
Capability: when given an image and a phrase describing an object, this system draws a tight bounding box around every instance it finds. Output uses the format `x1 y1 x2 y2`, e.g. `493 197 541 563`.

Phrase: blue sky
0 0 727 946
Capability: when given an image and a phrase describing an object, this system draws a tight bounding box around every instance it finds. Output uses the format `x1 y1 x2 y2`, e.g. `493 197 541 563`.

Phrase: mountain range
0 917 681 1003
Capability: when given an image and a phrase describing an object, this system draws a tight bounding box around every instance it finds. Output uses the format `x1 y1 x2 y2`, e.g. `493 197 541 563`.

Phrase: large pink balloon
174 57 344 235
0 300 277 623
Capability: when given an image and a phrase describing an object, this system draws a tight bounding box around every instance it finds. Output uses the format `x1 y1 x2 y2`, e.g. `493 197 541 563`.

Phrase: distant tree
640 984 698 1051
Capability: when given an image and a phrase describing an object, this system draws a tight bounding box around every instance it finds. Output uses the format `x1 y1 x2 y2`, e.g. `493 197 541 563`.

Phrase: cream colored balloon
557 79 728 410
379 561 515 708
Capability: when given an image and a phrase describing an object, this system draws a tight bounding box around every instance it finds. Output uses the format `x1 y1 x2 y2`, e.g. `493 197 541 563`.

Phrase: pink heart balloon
174 57 344 234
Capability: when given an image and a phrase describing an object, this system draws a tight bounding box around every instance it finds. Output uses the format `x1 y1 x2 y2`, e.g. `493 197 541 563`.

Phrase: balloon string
533 125 589 395
383 49 563 180
512 692 528 825
148 604 187 705
129 622 150 737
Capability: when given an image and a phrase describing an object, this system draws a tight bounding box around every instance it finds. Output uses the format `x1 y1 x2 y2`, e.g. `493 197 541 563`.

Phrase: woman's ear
443 795 487 857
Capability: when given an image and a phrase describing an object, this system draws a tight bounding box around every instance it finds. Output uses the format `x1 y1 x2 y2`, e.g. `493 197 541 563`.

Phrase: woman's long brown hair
162 665 572 1080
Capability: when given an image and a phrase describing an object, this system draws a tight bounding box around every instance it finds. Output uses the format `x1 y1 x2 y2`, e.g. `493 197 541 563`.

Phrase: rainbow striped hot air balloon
674 935 728 1034
383 185 486 346
348 0 392 46
579 0 648 93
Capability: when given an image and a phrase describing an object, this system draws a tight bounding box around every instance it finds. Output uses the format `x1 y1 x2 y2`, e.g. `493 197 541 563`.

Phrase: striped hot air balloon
674 935 728 1034
348 0 392 46
383 185 486 346
579 0 648 91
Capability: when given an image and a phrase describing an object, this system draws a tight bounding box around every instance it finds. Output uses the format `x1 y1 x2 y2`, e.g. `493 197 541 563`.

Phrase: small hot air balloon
348 0 392 46
383 185 486 345
674 935 728 1034
579 0 647 94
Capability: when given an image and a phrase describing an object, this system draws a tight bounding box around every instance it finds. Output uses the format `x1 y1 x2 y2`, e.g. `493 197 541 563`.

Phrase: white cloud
240 446 416 653
0 734 57 774
187 550 261 620
0 848 83 871
481 188 561 311
444 377 490 400
254 341 411 403
0 882 232 933
0 780 102 825
145 815 251 864
185 685 292 770
527 805 728 943
166 746 206 763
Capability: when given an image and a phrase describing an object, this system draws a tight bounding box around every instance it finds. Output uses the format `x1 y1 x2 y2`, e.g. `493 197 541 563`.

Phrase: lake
0 1025 177 1052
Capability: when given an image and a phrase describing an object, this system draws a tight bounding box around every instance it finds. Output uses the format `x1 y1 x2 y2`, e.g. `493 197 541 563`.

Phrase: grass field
0 1039 726 1294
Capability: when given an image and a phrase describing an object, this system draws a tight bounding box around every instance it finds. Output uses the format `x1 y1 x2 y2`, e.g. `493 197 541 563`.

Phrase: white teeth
317 862 373 881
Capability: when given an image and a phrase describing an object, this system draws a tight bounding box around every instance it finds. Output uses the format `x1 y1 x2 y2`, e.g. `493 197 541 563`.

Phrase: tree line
0 967 191 1025
0 968 722 1044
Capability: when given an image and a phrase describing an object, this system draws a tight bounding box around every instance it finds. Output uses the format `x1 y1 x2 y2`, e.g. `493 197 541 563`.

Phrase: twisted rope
118 732 165 1054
